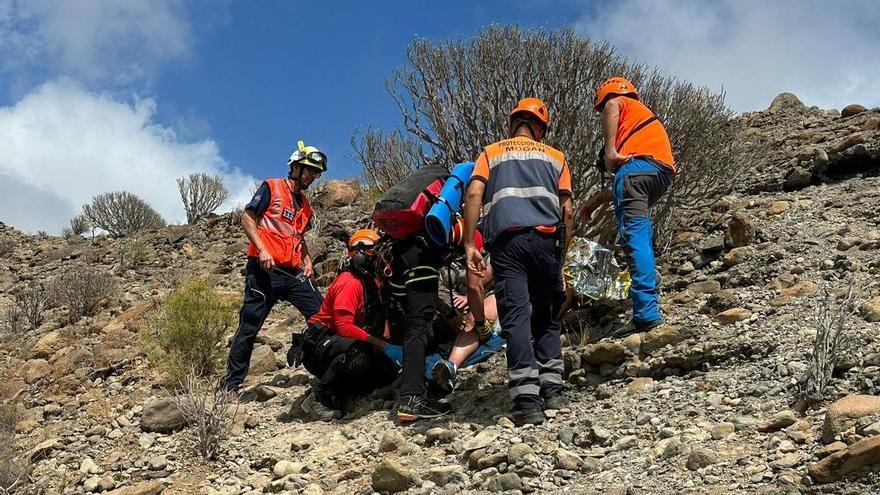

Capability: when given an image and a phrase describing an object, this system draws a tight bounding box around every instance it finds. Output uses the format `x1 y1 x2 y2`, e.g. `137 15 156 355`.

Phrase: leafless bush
174 372 237 460
118 239 151 272
0 405 30 494
798 287 857 406
15 286 46 331
353 26 746 248
0 237 13 258
351 128 428 191
0 306 24 343
177 173 229 225
68 215 90 236
82 191 166 238
49 267 117 323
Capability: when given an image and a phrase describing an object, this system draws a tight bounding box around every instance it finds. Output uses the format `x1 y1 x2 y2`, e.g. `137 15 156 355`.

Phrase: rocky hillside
1 96 880 495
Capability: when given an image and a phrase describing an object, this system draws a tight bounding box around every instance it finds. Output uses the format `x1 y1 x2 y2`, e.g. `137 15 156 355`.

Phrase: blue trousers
612 159 672 324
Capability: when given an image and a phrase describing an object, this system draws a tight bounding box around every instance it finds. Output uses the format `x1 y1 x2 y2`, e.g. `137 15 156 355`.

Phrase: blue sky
1 0 878 233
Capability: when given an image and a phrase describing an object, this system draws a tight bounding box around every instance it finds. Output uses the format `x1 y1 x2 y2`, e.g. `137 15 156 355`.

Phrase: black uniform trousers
490 229 565 410
224 258 323 391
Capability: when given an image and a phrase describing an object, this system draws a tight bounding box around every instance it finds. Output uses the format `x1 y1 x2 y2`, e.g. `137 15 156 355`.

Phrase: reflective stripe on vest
245 178 312 268
479 138 565 244
615 97 675 170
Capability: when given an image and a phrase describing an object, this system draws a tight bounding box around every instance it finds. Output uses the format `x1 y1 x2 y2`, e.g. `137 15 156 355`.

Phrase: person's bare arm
463 180 486 276
242 209 275 271
560 194 574 248
602 98 632 171
300 240 313 277
577 190 613 223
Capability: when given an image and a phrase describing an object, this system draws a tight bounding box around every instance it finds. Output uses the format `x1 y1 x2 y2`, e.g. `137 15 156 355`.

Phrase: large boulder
840 104 867 118
808 435 880 483
768 92 807 113
822 395 880 443
313 179 360 209
21 358 51 384
141 397 187 433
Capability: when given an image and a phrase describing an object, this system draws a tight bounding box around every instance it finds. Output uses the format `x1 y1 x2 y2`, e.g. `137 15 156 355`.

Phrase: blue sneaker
429 359 457 395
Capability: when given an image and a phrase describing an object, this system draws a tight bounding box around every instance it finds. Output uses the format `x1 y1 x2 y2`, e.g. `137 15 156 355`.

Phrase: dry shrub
0 237 13 258
49 267 117 323
118 239 151 272
798 287 856 406
352 25 746 248
145 280 237 381
82 191 166 238
0 404 30 494
68 215 90 236
15 286 46 331
174 371 237 460
177 173 229 225
0 306 24 343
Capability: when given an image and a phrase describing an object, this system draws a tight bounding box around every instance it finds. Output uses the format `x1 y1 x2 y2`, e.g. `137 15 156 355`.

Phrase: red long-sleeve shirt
308 271 376 341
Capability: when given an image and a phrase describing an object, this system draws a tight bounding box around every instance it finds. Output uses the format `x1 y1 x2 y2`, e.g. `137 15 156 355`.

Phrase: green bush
146 280 237 380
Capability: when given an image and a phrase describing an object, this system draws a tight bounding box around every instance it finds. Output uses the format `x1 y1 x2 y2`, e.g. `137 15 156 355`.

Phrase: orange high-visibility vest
246 178 312 268
615 96 676 171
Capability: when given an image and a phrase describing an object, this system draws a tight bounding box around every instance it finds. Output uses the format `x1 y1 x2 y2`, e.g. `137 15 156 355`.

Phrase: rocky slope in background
1 97 879 495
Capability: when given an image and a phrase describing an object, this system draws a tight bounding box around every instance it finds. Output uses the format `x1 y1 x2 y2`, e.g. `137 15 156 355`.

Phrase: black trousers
491 229 565 409
224 259 323 391
384 237 445 397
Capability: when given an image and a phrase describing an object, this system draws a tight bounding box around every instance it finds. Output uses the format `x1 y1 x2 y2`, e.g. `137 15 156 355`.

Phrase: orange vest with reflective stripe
246 179 312 268
615 96 675 171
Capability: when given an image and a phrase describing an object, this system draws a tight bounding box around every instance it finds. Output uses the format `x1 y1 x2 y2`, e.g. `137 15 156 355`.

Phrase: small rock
715 307 752 325
488 472 521 492
371 457 416 493
463 429 499 452
379 430 407 452
686 448 719 471
555 449 583 470
859 297 880 322
767 201 790 216
781 281 819 298
725 211 756 248
423 465 463 487
710 422 735 439
816 441 847 458
21 358 52 384
141 397 187 433
652 436 683 459
758 410 798 432
508 443 535 465
627 377 655 395
425 428 455 445
273 460 304 478
687 280 721 295
582 341 628 366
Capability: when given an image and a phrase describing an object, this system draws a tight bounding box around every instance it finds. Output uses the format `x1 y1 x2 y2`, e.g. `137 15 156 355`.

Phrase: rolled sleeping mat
425 161 475 245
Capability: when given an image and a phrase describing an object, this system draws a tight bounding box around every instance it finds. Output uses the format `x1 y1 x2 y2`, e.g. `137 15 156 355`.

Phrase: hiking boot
611 319 662 339
396 394 451 423
543 394 568 411
301 391 341 421
511 407 545 427
429 359 457 395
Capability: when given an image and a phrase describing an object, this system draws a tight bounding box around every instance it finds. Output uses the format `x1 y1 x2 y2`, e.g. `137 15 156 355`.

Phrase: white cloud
0 79 255 234
576 0 880 112
0 0 192 87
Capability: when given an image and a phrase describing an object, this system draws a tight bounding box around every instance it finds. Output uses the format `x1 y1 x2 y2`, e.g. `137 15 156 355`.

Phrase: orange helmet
510 97 549 127
594 77 639 111
348 229 380 252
